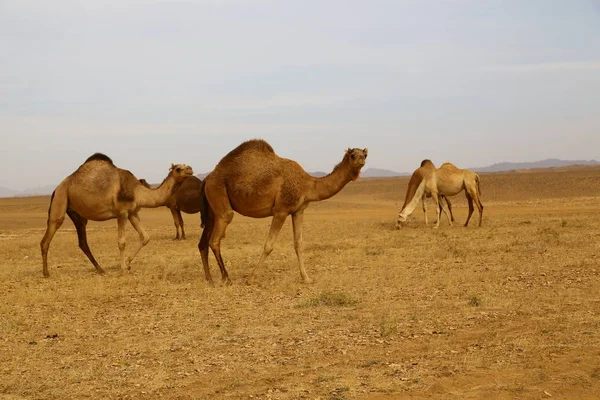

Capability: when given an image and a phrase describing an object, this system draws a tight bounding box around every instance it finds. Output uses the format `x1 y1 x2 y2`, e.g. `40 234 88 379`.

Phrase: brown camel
40 153 193 277
397 162 483 228
395 159 455 228
164 176 203 240
198 139 367 285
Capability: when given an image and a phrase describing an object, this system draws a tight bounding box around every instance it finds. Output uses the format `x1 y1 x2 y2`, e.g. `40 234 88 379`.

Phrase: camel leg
431 191 441 228
445 196 455 223
126 213 150 267
66 209 104 274
198 216 214 284
473 193 484 227
292 211 313 283
422 195 428 225
40 190 67 277
117 215 129 270
209 215 233 285
247 213 287 285
464 193 475 227
439 197 453 226
170 207 182 240
178 209 186 240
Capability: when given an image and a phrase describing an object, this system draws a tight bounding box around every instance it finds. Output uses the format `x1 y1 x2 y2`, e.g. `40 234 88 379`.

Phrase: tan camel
40 153 193 277
397 162 483 228
198 139 367 285
395 159 455 228
163 176 203 240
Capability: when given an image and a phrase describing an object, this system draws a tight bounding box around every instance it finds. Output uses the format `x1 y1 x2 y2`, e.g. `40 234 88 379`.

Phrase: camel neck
136 175 180 208
309 161 356 202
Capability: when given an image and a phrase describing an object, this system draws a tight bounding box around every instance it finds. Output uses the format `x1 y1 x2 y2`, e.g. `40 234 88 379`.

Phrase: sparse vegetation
299 291 357 307
1 167 600 399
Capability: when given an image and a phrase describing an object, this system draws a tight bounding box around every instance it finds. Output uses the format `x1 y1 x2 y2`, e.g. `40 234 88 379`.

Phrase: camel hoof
96 268 106 275
302 277 314 284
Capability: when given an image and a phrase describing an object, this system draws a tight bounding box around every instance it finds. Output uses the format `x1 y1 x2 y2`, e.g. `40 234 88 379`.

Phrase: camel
164 176 203 240
139 176 204 239
395 159 455 228
197 139 367 285
40 153 193 277
397 162 483 228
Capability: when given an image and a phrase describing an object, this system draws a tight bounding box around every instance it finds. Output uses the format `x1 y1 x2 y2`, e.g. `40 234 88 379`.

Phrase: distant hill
472 158 599 173
361 168 407 178
3 159 599 198
0 187 17 197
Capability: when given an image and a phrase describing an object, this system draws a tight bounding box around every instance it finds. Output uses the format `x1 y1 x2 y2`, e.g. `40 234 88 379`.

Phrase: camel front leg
422 195 428 225
292 211 313 284
247 213 287 285
126 213 150 268
169 208 182 240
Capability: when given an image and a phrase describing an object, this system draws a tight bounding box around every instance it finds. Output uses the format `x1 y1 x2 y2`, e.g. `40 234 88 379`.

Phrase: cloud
484 61 600 73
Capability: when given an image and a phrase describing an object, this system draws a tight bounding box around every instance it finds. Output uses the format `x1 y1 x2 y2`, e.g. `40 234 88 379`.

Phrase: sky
1 0 599 190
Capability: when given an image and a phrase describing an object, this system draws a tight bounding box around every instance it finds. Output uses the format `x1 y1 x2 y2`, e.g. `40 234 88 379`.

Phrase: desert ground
1 167 600 400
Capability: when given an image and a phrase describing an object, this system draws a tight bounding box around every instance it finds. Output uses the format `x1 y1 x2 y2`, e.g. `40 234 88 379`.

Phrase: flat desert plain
1 167 600 400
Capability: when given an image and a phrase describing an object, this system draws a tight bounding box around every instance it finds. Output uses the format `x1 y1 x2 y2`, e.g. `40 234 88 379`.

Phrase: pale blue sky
1 0 599 190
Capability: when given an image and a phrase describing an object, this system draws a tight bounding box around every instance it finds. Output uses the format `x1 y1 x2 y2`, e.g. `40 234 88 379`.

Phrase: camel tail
47 190 56 217
198 180 210 229
475 174 482 195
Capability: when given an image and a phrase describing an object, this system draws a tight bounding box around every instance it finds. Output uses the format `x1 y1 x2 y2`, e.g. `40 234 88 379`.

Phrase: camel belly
229 196 275 218
435 182 464 197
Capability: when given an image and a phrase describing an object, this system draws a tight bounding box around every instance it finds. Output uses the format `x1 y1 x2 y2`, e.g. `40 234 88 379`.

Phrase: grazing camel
397 162 483 228
395 159 455 228
198 139 367 285
40 153 193 277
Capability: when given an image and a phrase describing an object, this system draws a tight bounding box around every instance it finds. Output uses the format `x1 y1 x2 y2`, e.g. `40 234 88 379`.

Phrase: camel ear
170 163 175 171
346 147 352 154
363 148 368 155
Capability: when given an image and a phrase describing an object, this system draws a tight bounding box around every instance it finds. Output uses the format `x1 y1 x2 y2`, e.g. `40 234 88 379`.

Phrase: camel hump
85 153 114 164
223 139 275 160
440 162 458 169
420 159 434 168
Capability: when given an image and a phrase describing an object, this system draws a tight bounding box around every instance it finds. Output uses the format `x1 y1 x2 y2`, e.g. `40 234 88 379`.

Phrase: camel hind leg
421 195 428 225
198 214 214 283
66 209 104 274
40 188 68 277
203 183 234 285
464 193 475 227
438 196 453 226
465 176 484 227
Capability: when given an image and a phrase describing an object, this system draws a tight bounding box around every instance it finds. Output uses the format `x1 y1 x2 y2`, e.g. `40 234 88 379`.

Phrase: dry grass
1 168 600 399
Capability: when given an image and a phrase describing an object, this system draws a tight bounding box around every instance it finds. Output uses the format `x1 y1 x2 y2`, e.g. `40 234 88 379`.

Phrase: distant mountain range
471 158 600 173
2 158 599 198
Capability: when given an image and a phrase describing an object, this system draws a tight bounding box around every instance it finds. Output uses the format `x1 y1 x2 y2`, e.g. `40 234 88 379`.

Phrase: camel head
344 147 368 180
395 209 409 229
169 163 194 182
